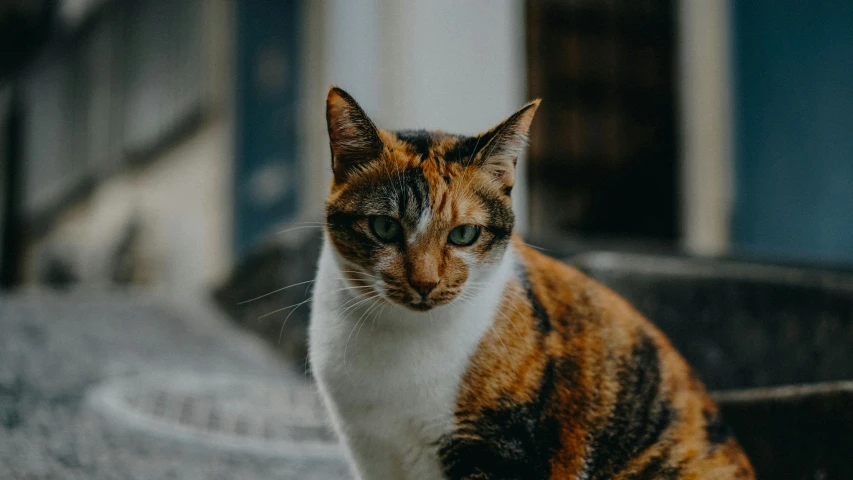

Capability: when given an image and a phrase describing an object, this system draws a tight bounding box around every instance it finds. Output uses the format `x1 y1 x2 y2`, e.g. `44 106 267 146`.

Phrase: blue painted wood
234 0 302 257
731 0 853 264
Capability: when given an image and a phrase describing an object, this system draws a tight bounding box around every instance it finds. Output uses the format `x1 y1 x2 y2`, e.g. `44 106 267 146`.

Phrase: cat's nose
406 256 440 300
408 278 439 299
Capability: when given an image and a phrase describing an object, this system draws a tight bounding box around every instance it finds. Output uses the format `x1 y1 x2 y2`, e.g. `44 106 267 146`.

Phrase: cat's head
324 87 539 311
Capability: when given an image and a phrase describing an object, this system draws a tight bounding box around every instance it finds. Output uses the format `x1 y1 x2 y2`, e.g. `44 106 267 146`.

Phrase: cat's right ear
326 87 384 183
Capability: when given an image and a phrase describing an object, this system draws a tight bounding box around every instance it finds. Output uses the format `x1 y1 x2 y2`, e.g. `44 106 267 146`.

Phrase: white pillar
304 0 528 230
678 0 734 255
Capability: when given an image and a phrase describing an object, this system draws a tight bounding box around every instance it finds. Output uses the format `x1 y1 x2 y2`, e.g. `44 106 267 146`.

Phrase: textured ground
0 292 349 480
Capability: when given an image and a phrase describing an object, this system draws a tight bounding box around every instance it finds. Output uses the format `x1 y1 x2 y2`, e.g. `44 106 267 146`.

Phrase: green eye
369 215 402 242
448 225 480 246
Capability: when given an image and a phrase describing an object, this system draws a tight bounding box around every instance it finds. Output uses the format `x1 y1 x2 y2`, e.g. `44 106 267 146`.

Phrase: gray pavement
0 292 350 479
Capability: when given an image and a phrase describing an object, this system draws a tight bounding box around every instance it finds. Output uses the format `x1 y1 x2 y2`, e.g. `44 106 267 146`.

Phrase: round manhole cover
86 372 342 459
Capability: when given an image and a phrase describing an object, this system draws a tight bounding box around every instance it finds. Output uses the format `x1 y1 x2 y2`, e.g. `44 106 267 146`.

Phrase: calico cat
309 87 754 480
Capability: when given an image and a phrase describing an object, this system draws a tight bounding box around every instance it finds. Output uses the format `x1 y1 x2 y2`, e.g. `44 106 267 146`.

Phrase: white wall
303 0 529 229
24 0 234 299
25 116 233 297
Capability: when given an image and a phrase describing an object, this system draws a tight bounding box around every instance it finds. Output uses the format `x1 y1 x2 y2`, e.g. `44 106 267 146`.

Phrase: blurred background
2 0 853 478
2 0 852 299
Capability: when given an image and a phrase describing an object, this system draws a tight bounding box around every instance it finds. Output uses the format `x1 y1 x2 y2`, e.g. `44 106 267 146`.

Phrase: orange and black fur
443 244 754 479
309 87 754 479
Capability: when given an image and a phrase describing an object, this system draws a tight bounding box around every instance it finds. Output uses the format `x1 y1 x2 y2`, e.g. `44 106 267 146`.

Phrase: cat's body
310 87 754 479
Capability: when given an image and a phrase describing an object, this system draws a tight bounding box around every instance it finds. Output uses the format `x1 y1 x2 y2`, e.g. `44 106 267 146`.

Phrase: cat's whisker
316 278 374 302
370 304 387 330
494 308 523 339
493 289 528 331
331 284 378 293
335 298 373 320
238 279 316 305
343 304 376 374
455 290 475 303
337 289 382 317
276 296 315 343
342 295 382 374
455 295 476 307
259 300 310 320
311 287 376 307
338 270 380 278
258 284 374 321
350 303 378 344
277 282 362 335
354 297 385 344
521 242 549 252
319 286 376 312
338 292 379 318
489 323 516 371
276 225 326 235
502 294 527 319
303 350 311 380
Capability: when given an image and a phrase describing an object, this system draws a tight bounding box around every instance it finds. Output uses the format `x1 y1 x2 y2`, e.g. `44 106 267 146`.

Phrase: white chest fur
309 241 514 480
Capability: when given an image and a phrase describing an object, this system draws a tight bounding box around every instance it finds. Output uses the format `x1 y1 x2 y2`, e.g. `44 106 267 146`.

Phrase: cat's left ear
474 99 541 193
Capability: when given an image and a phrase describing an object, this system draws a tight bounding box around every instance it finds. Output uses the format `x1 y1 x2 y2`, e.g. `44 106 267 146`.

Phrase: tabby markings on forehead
394 129 434 158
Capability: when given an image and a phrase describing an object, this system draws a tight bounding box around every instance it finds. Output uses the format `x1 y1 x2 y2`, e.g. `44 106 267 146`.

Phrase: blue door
234 0 302 257
731 0 853 264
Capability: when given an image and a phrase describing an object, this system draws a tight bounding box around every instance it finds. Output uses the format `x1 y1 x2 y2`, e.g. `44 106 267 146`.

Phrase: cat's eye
448 225 480 246
369 215 402 242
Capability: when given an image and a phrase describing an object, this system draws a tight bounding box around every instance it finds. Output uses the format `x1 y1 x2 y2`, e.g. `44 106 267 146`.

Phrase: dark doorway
526 0 677 245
